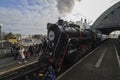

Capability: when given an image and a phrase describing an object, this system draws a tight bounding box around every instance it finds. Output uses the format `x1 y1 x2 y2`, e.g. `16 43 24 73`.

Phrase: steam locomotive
40 19 104 73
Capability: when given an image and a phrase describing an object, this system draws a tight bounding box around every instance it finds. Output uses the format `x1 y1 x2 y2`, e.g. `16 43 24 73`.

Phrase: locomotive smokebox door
48 31 55 41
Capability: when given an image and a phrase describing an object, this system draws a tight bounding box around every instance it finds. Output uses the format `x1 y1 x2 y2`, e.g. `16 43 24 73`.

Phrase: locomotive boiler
46 19 102 72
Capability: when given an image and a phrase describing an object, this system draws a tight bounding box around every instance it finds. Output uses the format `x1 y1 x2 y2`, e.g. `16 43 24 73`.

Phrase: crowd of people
11 43 42 64
28 44 41 57
11 38 56 80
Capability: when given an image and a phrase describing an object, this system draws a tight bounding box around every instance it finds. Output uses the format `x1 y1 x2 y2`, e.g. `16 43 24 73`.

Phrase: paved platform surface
57 39 120 80
0 57 17 69
0 56 39 76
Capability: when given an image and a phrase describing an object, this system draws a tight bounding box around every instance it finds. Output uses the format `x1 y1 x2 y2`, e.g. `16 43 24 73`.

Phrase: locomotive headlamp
48 31 55 41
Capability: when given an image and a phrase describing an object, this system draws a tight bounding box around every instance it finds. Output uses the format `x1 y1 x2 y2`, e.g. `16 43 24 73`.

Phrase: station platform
57 39 120 80
0 56 39 76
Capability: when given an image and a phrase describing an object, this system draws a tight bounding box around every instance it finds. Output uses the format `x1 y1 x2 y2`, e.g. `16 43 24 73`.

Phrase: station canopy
91 2 120 35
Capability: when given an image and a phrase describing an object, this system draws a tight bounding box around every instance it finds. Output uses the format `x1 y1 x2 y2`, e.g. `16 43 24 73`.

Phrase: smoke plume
57 0 81 14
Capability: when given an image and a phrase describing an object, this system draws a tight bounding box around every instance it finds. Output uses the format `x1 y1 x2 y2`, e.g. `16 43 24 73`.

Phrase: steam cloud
57 0 81 14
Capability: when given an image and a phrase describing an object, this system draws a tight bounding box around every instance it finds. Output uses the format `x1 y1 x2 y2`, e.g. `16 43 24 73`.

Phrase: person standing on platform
23 49 29 60
18 46 27 64
29 45 34 57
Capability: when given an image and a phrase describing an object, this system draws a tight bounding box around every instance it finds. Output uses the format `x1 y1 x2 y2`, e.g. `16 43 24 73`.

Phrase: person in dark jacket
29 45 33 57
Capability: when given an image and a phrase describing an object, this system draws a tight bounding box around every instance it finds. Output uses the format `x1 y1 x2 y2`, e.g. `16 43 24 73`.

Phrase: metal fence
0 48 11 57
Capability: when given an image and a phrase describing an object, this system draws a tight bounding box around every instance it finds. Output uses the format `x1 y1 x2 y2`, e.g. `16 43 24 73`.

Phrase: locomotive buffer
57 39 120 80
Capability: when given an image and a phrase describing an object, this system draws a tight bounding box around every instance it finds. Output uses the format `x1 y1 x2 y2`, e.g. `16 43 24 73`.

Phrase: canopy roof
91 2 120 34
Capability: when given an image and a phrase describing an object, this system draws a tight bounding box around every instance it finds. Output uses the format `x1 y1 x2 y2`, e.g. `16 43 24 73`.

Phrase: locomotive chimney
80 18 83 31
84 19 87 23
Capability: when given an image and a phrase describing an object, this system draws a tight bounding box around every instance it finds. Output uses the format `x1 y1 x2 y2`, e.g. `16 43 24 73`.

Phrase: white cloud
0 0 119 34
0 0 59 35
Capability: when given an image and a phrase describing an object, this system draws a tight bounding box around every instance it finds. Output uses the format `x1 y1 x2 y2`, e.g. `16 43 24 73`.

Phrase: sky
0 0 119 35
